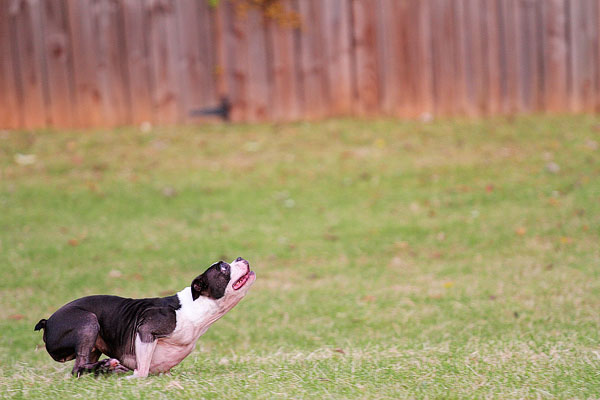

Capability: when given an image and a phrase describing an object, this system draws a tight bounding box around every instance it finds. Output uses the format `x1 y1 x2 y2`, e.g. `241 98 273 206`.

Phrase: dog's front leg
131 333 157 378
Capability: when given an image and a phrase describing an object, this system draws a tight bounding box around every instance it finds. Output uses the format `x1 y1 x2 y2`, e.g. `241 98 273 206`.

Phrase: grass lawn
0 116 599 399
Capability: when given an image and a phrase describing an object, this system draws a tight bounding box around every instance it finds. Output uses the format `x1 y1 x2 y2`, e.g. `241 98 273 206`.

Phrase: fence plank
412 0 434 117
516 0 542 111
323 0 353 116
174 0 217 122
430 0 458 115
98 0 131 126
485 0 503 114
568 0 597 112
66 0 101 127
542 0 568 112
451 0 469 116
298 0 329 119
122 0 153 125
246 8 271 121
198 1 219 108
352 0 380 115
41 0 77 127
266 0 301 121
462 0 486 115
225 1 249 121
11 0 48 128
146 0 181 124
500 0 521 113
0 1 22 128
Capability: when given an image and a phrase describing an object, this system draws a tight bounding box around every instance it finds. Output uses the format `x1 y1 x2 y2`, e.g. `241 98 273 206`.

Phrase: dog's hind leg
81 358 130 376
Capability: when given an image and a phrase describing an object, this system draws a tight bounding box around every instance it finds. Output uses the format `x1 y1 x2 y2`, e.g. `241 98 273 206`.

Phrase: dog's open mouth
233 269 253 290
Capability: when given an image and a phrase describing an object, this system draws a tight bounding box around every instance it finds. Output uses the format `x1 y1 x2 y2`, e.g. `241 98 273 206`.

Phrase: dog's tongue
233 271 250 290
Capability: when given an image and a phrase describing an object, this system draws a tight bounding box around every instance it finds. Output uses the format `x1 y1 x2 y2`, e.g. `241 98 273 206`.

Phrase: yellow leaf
515 227 527 236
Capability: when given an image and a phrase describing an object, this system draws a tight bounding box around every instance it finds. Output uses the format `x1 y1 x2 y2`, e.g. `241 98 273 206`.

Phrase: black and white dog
35 258 255 377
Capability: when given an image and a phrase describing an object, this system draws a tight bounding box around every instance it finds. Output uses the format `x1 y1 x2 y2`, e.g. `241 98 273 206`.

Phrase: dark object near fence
190 97 232 122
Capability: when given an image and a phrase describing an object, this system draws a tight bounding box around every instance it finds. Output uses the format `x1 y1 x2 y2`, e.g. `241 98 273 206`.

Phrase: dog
34 257 255 377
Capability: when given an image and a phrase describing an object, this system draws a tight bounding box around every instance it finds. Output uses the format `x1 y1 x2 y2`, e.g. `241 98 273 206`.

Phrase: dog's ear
191 275 208 300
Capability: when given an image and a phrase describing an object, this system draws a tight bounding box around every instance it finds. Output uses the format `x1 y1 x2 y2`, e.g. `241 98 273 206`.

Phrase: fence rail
1 0 599 129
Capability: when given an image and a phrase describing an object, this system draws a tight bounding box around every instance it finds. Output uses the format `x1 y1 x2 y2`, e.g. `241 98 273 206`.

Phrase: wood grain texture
0 0 22 128
2 0 600 128
352 0 380 116
122 0 154 125
542 0 568 112
41 0 77 127
11 0 49 128
146 0 181 124
266 0 301 121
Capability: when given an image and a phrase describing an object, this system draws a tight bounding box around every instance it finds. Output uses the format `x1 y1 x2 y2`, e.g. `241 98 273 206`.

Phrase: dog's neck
175 286 244 331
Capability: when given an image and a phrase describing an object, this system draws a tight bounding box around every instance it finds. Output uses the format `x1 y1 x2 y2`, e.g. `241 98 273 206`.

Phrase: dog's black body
35 258 255 377
36 295 179 368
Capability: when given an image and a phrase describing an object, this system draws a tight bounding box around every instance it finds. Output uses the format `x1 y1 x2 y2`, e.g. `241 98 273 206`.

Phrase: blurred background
2 1 600 396
1 0 599 129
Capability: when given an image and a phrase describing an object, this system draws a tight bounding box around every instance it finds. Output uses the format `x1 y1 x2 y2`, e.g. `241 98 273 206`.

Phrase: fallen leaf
374 138 386 149
545 162 560 174
323 233 339 241
431 251 443 259
87 182 98 192
419 112 433 123
162 186 178 197
14 153 36 165
548 198 560 206
284 198 295 208
515 227 527 236
68 238 79 246
395 241 410 250
108 270 122 278
140 121 153 133
66 140 77 152
361 295 376 303
334 348 345 354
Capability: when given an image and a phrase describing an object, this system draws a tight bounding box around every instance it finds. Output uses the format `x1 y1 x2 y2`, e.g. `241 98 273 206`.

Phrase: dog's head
191 257 256 301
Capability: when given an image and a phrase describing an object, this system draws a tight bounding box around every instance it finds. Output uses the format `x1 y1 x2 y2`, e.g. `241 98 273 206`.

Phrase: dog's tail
34 319 47 331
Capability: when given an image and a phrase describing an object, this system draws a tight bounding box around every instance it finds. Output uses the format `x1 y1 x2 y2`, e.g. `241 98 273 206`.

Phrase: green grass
0 116 599 399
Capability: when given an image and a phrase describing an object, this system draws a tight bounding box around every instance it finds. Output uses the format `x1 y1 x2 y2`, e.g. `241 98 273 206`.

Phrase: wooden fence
1 0 599 129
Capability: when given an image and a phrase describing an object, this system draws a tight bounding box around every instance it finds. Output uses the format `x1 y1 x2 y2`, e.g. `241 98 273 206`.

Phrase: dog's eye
220 263 230 274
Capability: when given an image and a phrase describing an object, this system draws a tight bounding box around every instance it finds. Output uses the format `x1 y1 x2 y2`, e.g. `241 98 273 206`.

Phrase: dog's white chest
148 288 219 373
